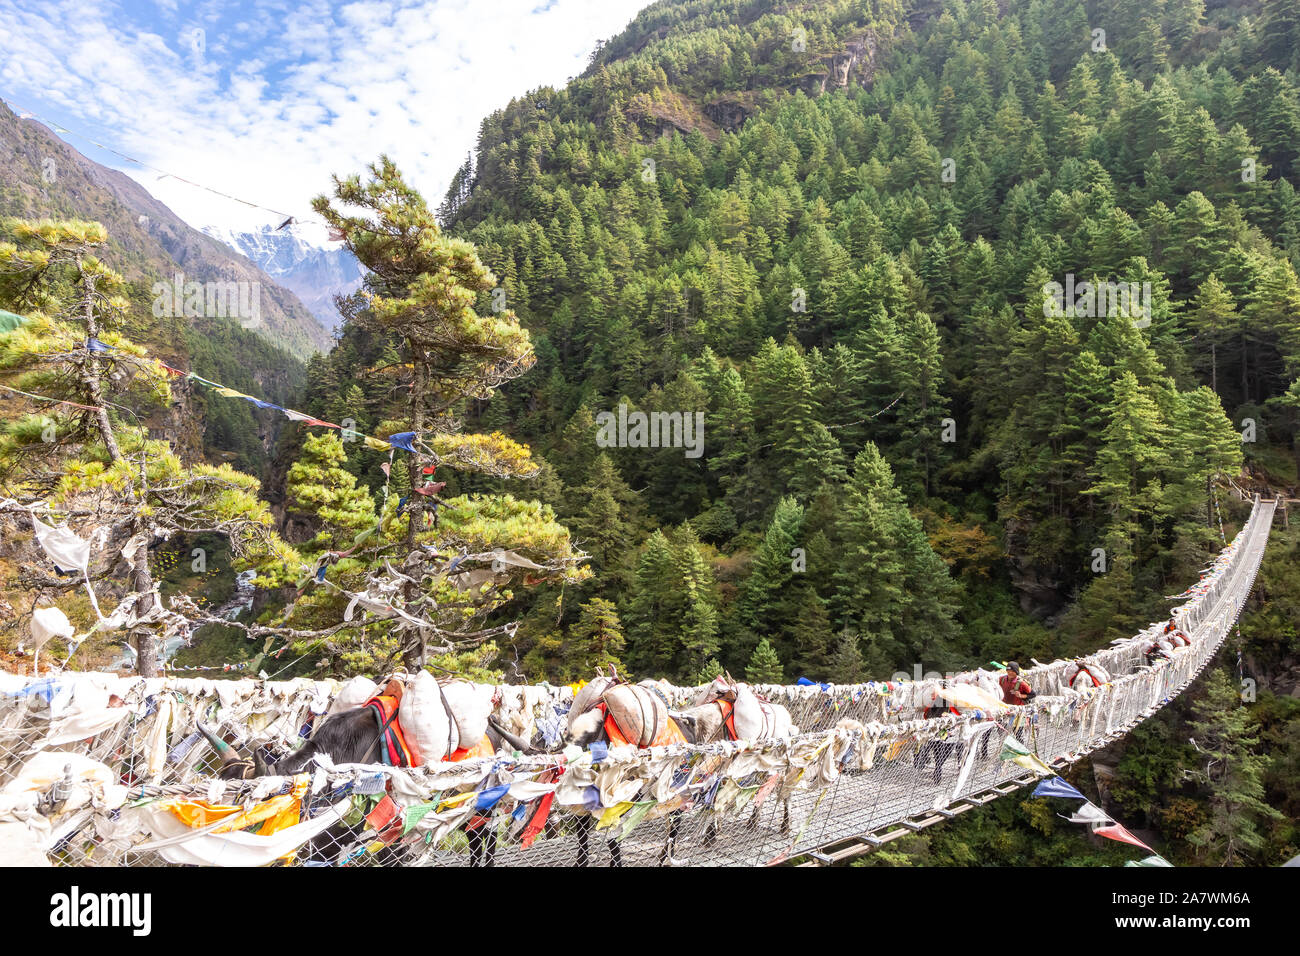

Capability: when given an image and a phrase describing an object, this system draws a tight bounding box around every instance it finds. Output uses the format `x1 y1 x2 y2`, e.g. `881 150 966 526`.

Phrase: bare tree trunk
131 544 159 678
406 359 427 549
406 358 427 667
78 260 156 674
78 267 121 461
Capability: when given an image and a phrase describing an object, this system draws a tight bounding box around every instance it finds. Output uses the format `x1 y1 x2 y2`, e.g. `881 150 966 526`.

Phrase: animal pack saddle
364 678 494 767
595 682 686 748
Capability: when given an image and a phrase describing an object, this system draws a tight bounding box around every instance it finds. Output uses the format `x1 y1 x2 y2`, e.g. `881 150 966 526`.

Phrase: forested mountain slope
303 0 1299 677
0 99 313 475
279 0 1300 862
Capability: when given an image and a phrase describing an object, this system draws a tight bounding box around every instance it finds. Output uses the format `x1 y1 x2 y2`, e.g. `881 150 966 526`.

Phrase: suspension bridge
0 497 1276 867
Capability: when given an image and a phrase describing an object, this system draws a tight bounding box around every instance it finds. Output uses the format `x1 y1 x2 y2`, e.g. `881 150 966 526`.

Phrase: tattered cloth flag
30 514 104 620
283 408 337 427
0 308 29 333
31 514 89 574
364 436 392 452
473 785 510 811
1032 776 1086 801
1095 823 1157 854
999 734 1053 775
797 677 831 690
386 431 417 452
86 337 113 352
1124 855 1174 867
1060 800 1112 826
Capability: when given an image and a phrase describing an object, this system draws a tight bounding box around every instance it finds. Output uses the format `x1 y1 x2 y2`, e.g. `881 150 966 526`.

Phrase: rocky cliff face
816 33 880 93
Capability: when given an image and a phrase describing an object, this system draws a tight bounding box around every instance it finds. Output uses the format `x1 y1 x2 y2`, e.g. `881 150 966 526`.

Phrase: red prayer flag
520 792 555 850
1095 823 1155 854
752 772 781 810
365 794 399 833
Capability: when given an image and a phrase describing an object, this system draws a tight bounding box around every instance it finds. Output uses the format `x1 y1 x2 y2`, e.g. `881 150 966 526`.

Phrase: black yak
198 710 535 866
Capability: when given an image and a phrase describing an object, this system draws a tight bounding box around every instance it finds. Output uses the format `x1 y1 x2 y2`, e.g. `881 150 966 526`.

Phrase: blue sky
0 0 653 242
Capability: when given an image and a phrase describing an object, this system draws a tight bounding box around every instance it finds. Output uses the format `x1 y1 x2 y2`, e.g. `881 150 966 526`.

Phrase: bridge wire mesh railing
0 498 1275 867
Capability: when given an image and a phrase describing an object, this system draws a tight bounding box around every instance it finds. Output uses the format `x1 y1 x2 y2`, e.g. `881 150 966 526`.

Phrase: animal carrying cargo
568 675 616 728
602 683 670 748
398 670 451 766
439 680 493 753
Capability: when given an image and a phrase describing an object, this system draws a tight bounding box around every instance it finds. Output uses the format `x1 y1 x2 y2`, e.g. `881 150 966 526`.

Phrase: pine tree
746 636 785 684
286 433 378 551
566 598 626 679
1087 371 1169 564
786 585 834 679
737 496 804 633
1186 670 1284 864
1187 274 1237 394
895 311 949 496
299 159 588 669
834 444 906 620
828 629 865 684
0 219 298 675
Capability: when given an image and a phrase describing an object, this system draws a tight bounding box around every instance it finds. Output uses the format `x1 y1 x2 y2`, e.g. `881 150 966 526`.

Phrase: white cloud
0 0 653 242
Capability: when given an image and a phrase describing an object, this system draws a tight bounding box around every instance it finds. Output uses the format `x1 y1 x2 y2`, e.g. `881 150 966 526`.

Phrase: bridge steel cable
0 498 1276 867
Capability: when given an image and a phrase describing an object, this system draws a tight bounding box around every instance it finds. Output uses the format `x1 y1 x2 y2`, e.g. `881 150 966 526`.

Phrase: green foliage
286 433 378 551
746 636 784 683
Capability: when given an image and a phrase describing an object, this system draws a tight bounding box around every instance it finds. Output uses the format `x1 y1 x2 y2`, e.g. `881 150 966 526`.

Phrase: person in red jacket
999 663 1035 705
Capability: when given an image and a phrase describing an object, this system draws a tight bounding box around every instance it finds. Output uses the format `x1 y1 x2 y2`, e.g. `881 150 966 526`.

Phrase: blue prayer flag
1032 776 1087 800
474 785 510 810
797 676 831 690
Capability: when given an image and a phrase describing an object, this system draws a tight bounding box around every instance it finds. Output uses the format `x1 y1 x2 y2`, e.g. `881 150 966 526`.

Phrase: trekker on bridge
999 663 1035 705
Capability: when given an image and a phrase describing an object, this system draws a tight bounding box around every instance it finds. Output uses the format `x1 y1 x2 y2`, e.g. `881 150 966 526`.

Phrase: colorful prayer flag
999 735 1053 775
1032 777 1087 801
1095 823 1156 854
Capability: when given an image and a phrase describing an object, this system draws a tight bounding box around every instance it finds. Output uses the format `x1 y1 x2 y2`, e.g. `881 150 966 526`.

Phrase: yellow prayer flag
596 801 633 830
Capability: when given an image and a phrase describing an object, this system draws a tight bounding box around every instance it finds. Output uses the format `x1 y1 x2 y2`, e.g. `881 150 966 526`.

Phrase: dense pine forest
285 0 1300 863
3 0 1299 866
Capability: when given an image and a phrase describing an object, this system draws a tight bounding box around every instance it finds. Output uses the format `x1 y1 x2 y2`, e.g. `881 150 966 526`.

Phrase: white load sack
327 676 378 718
733 685 794 741
398 670 451 766
439 680 493 753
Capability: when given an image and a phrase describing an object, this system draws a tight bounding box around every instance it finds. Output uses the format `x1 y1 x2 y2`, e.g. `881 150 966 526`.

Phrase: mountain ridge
203 223 363 333
0 98 332 359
